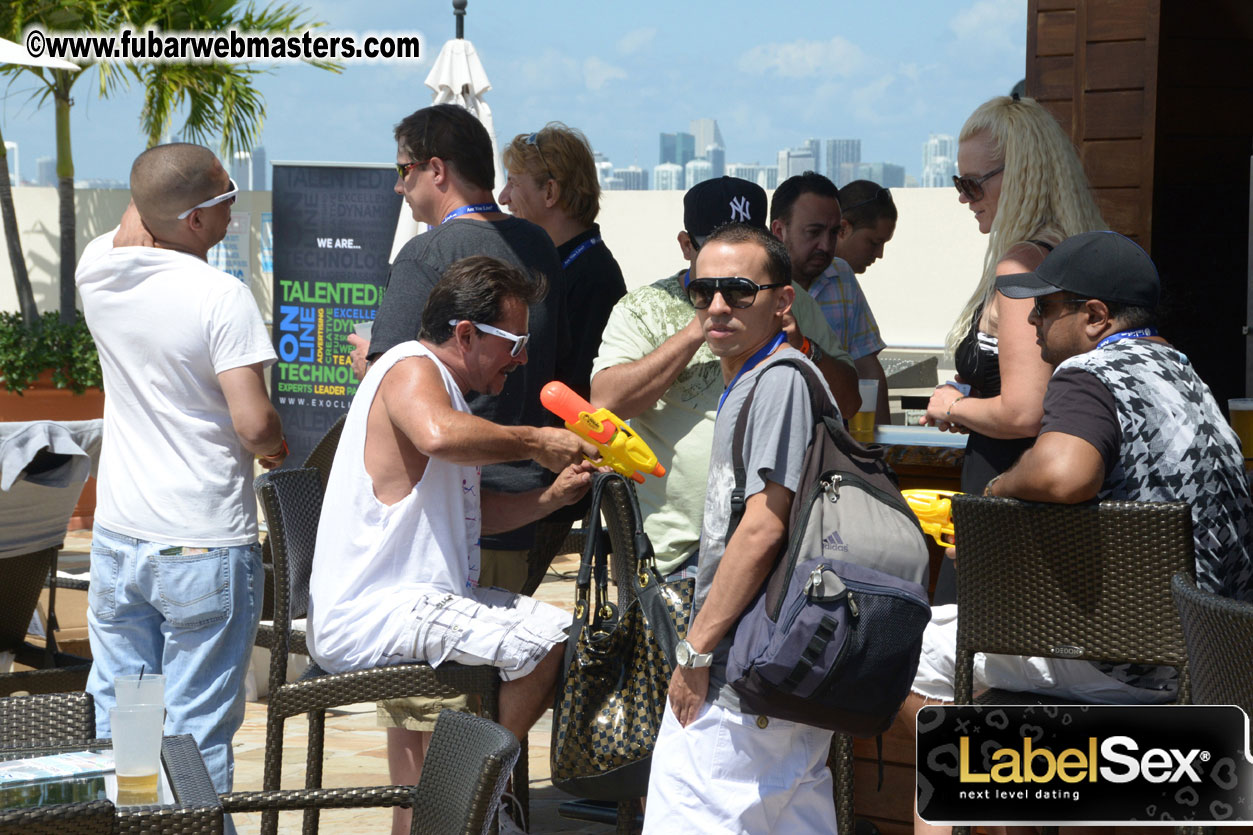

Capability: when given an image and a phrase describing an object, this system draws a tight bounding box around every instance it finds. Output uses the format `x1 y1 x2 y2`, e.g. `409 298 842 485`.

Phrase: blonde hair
946 96 1107 353
502 122 601 226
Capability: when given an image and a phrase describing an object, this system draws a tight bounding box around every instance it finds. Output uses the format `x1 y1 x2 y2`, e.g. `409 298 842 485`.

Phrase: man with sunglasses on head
309 256 598 835
592 176 857 581
643 222 839 833
909 232 1253 726
500 123 626 398
75 143 286 816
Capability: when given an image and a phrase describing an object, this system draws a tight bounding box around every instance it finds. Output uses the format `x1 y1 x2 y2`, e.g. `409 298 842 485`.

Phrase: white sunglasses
177 178 239 219
449 319 530 357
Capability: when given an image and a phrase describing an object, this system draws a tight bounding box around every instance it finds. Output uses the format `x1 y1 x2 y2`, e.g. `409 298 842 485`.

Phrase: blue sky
2 0 1027 185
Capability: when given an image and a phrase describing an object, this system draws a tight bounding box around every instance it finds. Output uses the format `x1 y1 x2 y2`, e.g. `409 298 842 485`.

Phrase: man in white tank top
308 255 597 834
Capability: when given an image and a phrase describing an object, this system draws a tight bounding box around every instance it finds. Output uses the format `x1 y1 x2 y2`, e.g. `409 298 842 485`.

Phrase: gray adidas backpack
725 358 931 736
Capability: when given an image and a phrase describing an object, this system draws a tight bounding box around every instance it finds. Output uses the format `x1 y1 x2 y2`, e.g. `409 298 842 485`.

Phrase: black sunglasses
525 132 555 181
686 277 789 310
952 166 1004 201
1031 296 1092 319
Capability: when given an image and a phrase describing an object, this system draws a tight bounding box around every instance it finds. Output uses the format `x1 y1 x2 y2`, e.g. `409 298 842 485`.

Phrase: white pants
643 699 837 834
912 604 1175 704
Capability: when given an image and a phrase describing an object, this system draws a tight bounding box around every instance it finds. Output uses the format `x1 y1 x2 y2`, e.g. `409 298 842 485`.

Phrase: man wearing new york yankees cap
590 176 858 581
910 232 1253 724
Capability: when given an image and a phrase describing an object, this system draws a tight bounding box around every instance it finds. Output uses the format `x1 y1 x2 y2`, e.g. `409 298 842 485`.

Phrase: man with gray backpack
642 222 931 833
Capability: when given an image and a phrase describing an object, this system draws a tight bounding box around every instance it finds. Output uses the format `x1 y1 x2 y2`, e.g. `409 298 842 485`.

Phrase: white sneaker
496 792 526 834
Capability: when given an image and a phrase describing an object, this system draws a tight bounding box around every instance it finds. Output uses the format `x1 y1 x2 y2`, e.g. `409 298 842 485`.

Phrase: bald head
130 143 225 235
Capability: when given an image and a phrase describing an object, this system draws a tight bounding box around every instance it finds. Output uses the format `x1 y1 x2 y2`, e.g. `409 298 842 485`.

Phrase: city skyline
0 0 1027 188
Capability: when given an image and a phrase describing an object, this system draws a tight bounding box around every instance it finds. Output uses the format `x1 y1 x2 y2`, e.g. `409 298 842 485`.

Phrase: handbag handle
575 473 617 627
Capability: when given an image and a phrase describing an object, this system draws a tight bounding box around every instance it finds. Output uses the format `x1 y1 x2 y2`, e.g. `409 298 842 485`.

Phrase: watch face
676 641 691 666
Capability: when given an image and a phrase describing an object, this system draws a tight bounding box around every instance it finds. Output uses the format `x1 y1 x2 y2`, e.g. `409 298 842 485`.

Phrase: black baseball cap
996 231 1160 308
683 176 768 240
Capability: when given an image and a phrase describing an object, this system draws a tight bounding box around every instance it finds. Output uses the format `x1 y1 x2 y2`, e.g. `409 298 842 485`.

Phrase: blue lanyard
1097 327 1158 349
562 236 602 268
718 331 789 414
441 203 500 225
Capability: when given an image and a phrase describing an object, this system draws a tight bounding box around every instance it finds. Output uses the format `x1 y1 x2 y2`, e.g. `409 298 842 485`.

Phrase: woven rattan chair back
302 415 346 490
409 710 519 835
256 468 322 637
0 692 95 746
952 496 1195 705
1173 572 1253 721
0 799 115 835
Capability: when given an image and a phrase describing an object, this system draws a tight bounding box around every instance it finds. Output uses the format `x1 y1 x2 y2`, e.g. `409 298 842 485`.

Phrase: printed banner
917 704 1253 826
270 163 403 465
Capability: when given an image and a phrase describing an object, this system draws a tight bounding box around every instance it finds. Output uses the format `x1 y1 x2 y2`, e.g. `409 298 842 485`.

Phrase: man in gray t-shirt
643 223 839 834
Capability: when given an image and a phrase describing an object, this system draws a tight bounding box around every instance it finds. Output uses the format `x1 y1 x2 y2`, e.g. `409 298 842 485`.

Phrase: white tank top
307 341 481 673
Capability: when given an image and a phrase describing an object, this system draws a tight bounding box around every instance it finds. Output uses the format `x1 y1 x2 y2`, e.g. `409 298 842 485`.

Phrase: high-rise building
36 156 55 187
726 163 778 191
705 144 725 179
603 176 624 191
803 138 821 174
777 145 817 181
921 133 957 188
659 132 696 168
4 142 16 185
690 119 724 160
685 158 713 189
230 150 253 190
653 162 684 191
251 145 267 191
615 165 648 191
825 139 860 187
855 162 906 189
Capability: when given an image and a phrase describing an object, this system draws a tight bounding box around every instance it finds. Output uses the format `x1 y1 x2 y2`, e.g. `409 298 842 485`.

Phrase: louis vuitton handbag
550 472 692 800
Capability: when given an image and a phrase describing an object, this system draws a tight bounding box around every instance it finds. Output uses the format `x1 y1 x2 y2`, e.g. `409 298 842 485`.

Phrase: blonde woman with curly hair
922 94 1106 604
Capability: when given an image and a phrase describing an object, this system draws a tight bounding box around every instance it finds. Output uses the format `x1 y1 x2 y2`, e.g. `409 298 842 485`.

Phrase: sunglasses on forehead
686 277 788 310
952 166 1004 202
525 132 555 181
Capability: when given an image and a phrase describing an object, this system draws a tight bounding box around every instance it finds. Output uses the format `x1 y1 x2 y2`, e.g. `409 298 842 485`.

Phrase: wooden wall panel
1082 90 1148 140
1085 41 1147 90
1086 0 1153 40
1036 11 1077 56
1043 99 1075 136
1034 56 1075 99
1082 140 1145 188
1094 188 1145 238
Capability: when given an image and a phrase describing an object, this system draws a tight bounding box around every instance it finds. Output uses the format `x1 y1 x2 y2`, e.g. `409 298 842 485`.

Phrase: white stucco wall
0 185 987 349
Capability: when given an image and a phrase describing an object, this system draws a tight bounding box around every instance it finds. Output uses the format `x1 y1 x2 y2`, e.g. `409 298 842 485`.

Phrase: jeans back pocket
153 548 230 629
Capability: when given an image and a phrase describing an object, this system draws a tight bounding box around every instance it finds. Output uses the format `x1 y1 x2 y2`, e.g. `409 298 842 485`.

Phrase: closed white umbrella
0 36 81 71
389 36 502 262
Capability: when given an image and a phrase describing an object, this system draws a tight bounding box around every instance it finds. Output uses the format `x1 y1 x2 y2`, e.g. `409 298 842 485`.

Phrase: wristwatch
674 639 713 669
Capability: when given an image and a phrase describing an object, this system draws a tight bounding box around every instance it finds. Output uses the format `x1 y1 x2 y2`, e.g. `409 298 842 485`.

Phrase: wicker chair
409 709 520 835
950 496 1196 835
0 799 115 835
1172 572 1253 722
0 546 92 697
0 691 95 746
301 414 347 490
249 468 511 835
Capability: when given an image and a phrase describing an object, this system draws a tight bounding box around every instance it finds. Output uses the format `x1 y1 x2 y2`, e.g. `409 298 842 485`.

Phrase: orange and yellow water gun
902 489 960 546
541 381 666 484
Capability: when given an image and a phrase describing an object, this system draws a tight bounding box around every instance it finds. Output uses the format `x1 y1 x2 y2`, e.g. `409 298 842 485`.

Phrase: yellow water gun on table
902 489 960 546
541 381 666 484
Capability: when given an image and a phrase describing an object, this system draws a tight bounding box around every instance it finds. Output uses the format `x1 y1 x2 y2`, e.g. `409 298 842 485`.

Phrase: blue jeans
86 524 263 798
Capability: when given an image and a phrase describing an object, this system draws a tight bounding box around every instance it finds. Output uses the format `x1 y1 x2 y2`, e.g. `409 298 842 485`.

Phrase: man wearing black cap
910 232 1253 716
590 177 857 579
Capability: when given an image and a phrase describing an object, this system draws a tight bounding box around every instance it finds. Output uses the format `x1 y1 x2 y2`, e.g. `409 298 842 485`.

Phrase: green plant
0 310 102 394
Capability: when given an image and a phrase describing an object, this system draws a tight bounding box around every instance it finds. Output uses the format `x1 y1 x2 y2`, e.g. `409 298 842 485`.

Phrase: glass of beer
110 704 164 805
851 379 879 443
1229 399 1253 469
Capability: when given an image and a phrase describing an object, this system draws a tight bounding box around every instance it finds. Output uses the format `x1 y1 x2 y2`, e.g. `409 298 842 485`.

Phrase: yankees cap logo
729 195 752 222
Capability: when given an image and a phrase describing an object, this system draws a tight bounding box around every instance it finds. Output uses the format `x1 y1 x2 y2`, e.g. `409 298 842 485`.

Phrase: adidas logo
822 531 849 553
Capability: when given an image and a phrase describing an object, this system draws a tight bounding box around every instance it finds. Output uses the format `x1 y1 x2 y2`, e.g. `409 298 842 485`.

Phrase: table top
0 735 221 835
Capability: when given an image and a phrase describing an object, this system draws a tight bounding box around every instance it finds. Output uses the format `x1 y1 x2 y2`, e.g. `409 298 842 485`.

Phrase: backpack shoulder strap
728 356 833 537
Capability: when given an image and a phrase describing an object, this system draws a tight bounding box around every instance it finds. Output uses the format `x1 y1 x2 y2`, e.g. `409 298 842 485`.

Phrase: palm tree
1 0 337 323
